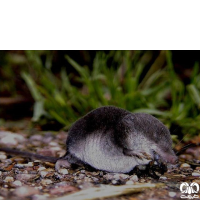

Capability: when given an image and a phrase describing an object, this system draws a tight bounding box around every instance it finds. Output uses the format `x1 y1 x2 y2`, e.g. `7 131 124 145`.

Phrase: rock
0 131 25 146
4 176 14 183
12 180 22 187
0 154 7 160
37 167 46 171
159 176 167 180
180 163 191 168
126 180 134 185
113 173 129 180
192 172 200 177
14 186 39 197
41 179 53 186
103 173 114 180
16 174 37 181
39 170 49 178
129 175 139 182
58 168 68 175
168 191 176 197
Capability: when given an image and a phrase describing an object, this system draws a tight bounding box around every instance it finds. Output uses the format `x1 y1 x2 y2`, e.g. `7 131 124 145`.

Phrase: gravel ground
0 130 200 200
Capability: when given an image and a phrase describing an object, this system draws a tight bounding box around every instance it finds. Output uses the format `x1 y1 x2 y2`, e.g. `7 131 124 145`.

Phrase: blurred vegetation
0 50 200 140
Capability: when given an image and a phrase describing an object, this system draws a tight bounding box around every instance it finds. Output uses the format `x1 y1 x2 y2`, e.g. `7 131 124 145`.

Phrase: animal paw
55 159 71 172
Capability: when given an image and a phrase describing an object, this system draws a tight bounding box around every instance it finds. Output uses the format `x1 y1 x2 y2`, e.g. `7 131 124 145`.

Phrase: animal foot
55 159 71 172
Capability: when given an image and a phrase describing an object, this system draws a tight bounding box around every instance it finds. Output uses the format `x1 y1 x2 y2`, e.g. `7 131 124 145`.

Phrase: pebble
41 179 53 186
126 180 134 185
112 180 117 184
12 180 22 187
103 173 114 180
113 173 129 180
0 171 2 176
37 167 46 171
14 164 25 169
4 176 14 183
78 174 85 179
58 168 68 175
16 174 37 181
40 170 49 178
129 175 139 182
26 162 34 167
14 186 39 197
0 154 7 160
169 191 176 197
180 163 191 168
159 176 167 180
49 142 58 146
192 172 200 177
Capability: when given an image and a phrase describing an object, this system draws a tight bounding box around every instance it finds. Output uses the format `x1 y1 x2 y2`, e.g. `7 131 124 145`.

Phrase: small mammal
0 106 177 174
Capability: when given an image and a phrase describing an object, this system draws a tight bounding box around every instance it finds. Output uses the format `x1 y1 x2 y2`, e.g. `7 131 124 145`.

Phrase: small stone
78 174 85 179
113 173 129 180
0 154 7 160
40 170 49 178
129 175 139 182
58 168 68 175
169 191 176 197
180 163 191 168
92 177 99 182
14 186 39 197
4 176 14 183
112 180 117 184
49 142 58 146
0 171 2 176
12 180 22 187
41 179 53 186
16 174 37 181
37 167 46 171
159 176 167 180
14 164 25 169
192 172 200 177
26 162 34 167
126 180 134 185
103 173 114 180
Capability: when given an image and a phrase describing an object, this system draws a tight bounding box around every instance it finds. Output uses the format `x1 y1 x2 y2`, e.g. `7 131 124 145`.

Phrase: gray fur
62 106 177 173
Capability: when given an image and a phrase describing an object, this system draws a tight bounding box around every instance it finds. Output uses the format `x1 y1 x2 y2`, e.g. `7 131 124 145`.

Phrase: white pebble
126 180 134 185
40 171 49 178
112 180 117 184
169 191 176 197
37 167 46 171
129 175 139 182
41 179 52 186
13 180 22 187
4 176 14 183
0 171 2 176
26 162 34 167
49 142 58 146
159 176 167 180
192 172 200 177
180 163 191 168
0 154 7 160
58 168 68 175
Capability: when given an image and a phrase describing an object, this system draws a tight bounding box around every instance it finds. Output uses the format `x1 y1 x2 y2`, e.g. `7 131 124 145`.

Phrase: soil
0 121 200 200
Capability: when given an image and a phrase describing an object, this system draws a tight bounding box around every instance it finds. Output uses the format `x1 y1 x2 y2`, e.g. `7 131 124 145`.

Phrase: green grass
19 50 200 140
